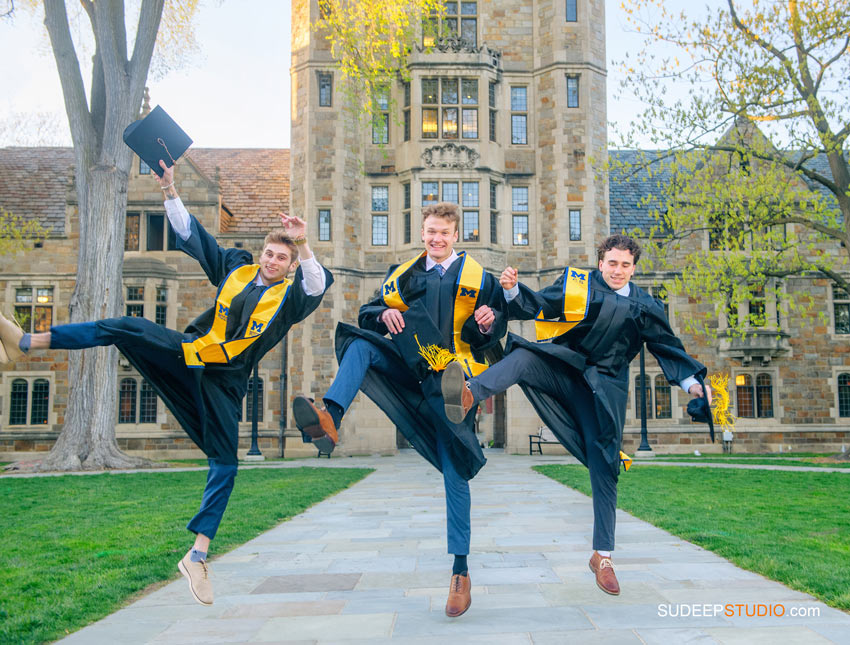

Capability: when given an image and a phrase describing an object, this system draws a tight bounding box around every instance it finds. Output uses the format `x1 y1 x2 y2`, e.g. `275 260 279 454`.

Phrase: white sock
597 550 611 558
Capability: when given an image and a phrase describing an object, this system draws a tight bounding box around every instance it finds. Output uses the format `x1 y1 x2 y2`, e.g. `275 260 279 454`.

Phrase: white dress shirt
164 196 326 295
425 250 459 273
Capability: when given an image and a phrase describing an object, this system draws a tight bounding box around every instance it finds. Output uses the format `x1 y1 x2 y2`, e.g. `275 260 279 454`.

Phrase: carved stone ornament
422 143 480 169
414 40 503 69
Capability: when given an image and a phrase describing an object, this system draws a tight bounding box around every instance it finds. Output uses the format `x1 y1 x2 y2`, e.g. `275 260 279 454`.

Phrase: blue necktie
435 264 445 277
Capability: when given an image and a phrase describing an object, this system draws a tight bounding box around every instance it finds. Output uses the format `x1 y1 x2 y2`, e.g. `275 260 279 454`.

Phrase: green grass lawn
535 464 850 611
1 466 372 645
642 453 850 468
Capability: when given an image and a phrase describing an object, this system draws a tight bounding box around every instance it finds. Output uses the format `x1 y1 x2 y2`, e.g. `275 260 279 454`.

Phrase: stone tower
290 0 607 454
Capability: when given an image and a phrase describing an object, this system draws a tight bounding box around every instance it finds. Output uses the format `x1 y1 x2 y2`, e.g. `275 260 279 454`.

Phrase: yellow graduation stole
182 264 292 367
381 251 490 377
534 266 591 341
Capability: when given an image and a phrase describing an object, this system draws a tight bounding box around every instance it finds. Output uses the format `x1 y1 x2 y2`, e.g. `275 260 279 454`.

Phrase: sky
0 0 662 149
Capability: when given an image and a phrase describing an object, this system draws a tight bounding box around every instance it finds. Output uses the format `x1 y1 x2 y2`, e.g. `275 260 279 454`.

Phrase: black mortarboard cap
687 374 715 442
391 300 448 382
122 105 192 177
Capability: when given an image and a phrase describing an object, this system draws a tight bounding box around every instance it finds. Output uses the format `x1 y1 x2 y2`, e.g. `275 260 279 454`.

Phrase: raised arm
279 213 326 296
152 161 251 285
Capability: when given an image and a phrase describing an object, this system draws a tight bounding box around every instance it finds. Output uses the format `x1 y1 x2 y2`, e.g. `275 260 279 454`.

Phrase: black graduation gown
334 254 506 481
506 269 706 477
117 215 333 464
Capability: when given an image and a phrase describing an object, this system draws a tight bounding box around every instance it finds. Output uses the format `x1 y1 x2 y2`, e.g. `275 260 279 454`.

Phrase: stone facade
289 0 612 455
288 0 850 457
2 1 848 461
0 146 295 461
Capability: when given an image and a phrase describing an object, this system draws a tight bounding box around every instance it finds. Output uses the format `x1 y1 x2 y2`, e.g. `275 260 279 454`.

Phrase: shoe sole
441 361 467 424
589 561 620 596
445 602 471 618
293 396 336 454
178 558 213 606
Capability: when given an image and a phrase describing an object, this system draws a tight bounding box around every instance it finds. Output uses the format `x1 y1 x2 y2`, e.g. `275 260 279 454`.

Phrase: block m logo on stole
570 270 586 282
384 283 397 295
459 287 478 298
217 303 229 320
249 321 264 336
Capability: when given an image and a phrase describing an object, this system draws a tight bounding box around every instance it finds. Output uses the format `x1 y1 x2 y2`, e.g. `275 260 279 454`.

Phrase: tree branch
43 0 94 152
706 143 839 195
128 0 164 99
770 214 847 242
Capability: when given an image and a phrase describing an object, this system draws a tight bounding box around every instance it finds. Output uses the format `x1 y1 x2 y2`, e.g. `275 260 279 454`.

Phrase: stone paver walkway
60 452 850 645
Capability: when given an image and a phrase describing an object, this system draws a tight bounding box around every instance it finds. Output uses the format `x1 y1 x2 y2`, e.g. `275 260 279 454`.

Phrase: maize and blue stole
381 251 489 376
534 266 591 342
182 264 292 367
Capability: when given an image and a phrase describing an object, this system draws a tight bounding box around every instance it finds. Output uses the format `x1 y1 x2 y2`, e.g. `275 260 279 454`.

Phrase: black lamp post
637 344 653 453
246 362 263 458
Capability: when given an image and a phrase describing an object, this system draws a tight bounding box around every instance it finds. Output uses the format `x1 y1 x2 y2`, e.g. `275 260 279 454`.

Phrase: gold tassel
708 373 736 434
619 450 632 472
415 334 457 372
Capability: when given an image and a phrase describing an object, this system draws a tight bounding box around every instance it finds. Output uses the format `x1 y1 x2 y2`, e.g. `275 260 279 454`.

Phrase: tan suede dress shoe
292 395 338 453
178 551 213 606
0 311 24 363
445 572 471 617
589 551 620 595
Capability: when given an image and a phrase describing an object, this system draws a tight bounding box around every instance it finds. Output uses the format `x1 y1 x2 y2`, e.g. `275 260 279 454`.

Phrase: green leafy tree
316 0 444 132
0 207 48 256
610 0 850 337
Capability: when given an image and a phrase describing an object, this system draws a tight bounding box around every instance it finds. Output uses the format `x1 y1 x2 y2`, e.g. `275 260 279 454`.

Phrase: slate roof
608 149 846 234
608 150 671 234
0 147 291 236
0 147 74 235
188 148 290 234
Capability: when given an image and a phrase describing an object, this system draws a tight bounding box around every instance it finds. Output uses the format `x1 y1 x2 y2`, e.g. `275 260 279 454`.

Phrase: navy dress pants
326 338 472 555
469 348 618 551
50 317 239 540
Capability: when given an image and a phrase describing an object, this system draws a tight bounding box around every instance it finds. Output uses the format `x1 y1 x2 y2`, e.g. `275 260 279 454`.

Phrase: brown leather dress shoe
441 361 475 424
292 395 338 453
445 572 471 617
589 551 620 595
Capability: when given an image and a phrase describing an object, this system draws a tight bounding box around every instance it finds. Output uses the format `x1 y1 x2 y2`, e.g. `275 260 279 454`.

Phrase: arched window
838 374 850 417
9 379 28 425
736 374 754 418
655 375 672 419
30 379 50 425
243 376 264 422
139 379 157 423
119 378 137 424
756 373 773 418
634 374 652 419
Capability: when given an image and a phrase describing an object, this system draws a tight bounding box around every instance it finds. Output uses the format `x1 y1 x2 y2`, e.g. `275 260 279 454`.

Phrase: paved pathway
60 452 850 644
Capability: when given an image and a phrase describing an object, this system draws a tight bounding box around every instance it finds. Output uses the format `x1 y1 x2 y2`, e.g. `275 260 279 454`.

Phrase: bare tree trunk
19 0 166 472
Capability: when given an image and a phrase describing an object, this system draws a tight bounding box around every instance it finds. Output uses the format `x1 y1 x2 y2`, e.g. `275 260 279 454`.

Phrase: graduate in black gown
292 202 507 617
441 234 711 596
0 162 333 606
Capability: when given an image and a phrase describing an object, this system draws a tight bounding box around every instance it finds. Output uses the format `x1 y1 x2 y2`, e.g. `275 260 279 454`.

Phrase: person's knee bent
346 338 380 364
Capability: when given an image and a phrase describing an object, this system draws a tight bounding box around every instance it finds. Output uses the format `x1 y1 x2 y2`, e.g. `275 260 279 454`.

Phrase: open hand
279 212 307 239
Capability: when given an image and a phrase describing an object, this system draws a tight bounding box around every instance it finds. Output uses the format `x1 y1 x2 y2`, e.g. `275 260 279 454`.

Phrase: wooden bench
529 426 559 455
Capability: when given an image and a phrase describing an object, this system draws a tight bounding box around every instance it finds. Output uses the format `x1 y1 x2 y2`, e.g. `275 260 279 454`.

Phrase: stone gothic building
1 0 848 461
